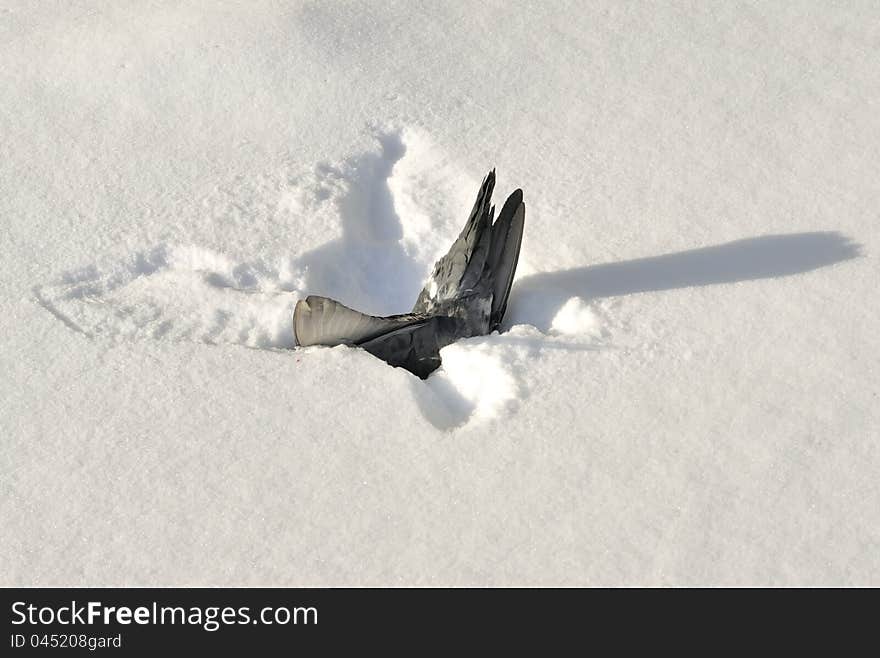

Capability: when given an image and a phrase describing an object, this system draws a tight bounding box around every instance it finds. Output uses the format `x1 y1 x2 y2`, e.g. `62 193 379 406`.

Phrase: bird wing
411 170 496 313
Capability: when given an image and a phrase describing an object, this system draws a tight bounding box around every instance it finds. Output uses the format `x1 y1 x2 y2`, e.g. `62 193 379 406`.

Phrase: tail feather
293 295 426 347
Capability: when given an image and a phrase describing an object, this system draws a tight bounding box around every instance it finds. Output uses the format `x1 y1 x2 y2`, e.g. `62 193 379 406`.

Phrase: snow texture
2 1 878 586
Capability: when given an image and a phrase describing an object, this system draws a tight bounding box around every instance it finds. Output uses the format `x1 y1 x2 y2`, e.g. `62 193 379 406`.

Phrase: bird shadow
505 232 862 331
294 129 426 317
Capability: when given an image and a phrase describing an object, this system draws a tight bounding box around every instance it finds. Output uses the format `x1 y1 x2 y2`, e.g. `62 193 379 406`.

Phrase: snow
2 2 878 586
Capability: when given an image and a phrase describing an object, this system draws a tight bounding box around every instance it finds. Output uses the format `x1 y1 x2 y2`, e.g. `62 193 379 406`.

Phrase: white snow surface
2 2 878 586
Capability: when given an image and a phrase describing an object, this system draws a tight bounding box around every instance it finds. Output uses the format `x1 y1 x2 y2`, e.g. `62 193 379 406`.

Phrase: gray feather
294 296 425 347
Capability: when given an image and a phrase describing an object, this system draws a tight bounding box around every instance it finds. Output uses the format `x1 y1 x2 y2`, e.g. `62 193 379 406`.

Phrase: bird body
293 170 525 378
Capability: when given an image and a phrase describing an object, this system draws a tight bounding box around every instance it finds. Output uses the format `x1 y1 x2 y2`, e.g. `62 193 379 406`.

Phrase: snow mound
414 339 522 430
551 297 604 338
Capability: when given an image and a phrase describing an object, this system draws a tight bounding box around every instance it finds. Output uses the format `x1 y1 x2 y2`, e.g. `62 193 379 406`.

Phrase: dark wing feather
487 189 525 330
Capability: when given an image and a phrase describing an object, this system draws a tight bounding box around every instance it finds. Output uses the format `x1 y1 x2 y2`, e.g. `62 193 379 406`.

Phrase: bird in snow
293 170 525 378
